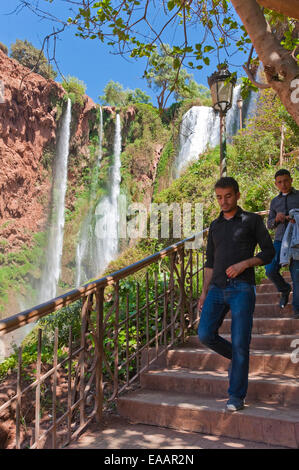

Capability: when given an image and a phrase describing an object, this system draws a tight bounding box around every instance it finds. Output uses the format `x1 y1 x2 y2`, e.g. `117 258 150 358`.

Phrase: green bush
10 39 57 80
61 75 87 107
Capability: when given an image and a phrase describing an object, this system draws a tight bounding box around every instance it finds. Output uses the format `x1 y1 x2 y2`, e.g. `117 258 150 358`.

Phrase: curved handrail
0 209 269 336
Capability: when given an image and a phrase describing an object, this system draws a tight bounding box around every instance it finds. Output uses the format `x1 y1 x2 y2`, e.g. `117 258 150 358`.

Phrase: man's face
215 186 240 213
275 174 292 194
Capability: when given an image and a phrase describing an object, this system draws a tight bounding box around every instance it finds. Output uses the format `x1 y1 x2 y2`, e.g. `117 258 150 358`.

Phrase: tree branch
256 0 299 20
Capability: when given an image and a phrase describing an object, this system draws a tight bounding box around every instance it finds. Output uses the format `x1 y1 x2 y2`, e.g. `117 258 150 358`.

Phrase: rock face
0 50 63 252
0 50 97 253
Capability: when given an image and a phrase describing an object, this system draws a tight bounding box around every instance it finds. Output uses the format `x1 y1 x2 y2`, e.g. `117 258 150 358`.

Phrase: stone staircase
117 274 299 448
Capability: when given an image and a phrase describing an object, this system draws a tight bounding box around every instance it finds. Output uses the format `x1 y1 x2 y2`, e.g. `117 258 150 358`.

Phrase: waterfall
0 98 72 361
94 113 122 274
39 98 72 302
226 84 242 139
75 107 104 287
173 106 218 178
243 64 263 122
76 113 122 286
174 85 244 178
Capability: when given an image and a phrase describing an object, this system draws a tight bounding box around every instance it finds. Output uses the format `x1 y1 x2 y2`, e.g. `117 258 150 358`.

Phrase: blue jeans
290 259 299 314
265 240 299 313
198 280 256 400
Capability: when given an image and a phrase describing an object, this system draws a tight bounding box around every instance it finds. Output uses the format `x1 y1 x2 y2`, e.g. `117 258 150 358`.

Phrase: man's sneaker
226 397 245 412
279 285 291 309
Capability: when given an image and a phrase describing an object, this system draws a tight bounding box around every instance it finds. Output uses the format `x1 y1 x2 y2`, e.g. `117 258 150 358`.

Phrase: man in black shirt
197 177 275 412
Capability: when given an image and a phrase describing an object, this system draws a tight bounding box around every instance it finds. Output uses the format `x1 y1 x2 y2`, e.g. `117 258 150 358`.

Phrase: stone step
165 347 299 377
253 304 293 317
117 390 299 448
256 284 281 293
219 317 299 335
261 276 291 286
220 303 293 318
140 368 299 406
256 292 293 304
187 333 297 351
256 284 288 294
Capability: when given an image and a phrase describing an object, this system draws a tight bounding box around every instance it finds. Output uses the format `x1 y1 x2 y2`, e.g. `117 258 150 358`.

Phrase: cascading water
39 98 72 302
243 64 263 122
173 106 218 178
75 107 104 287
226 84 242 139
0 98 72 361
174 85 244 178
75 113 122 286
94 113 122 274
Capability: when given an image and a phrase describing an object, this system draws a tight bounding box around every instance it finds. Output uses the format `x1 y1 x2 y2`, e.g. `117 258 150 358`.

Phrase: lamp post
237 97 243 130
208 64 236 177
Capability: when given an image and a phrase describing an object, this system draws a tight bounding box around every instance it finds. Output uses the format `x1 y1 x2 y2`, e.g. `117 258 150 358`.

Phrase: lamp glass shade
237 98 243 109
210 79 234 113
208 65 236 114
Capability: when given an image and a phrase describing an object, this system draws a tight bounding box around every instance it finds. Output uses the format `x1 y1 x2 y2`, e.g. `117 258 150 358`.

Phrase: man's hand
197 293 207 314
226 260 248 278
286 215 296 224
275 212 286 224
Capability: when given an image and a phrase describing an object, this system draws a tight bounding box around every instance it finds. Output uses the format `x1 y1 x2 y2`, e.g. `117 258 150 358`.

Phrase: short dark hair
275 169 291 179
214 176 239 194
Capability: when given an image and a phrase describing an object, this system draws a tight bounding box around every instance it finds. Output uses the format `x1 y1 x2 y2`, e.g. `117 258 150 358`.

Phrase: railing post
16 347 22 449
113 281 119 399
35 329 42 448
79 296 89 427
180 246 186 343
95 288 104 423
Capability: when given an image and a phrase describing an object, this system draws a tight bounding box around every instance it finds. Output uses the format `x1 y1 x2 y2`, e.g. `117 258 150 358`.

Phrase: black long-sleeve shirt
205 206 275 288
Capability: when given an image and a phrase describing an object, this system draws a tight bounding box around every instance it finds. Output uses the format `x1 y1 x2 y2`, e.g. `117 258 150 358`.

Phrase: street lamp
237 97 243 130
208 63 236 177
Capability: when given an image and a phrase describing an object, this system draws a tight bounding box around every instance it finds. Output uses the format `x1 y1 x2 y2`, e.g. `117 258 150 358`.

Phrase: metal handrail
0 209 270 337
0 229 209 336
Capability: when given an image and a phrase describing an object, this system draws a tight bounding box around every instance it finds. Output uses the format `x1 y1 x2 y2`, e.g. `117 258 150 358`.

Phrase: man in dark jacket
266 169 299 318
197 177 275 412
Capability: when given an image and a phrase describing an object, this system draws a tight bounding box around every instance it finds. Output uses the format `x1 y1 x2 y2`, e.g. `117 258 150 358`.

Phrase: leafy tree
99 80 151 106
61 75 87 106
128 88 151 105
179 81 212 106
14 1 299 123
10 39 57 80
144 44 209 109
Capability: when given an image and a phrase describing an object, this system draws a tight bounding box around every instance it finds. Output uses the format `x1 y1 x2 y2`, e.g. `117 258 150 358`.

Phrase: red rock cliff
0 50 97 253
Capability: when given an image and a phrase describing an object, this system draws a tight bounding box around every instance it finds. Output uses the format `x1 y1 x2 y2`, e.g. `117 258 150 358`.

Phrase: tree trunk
257 0 299 20
231 0 299 125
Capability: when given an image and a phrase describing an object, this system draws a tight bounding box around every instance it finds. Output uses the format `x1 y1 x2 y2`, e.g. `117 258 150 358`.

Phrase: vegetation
10 39 57 80
120 102 170 203
144 43 212 109
99 80 151 107
16 0 299 123
0 232 47 315
61 75 87 107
